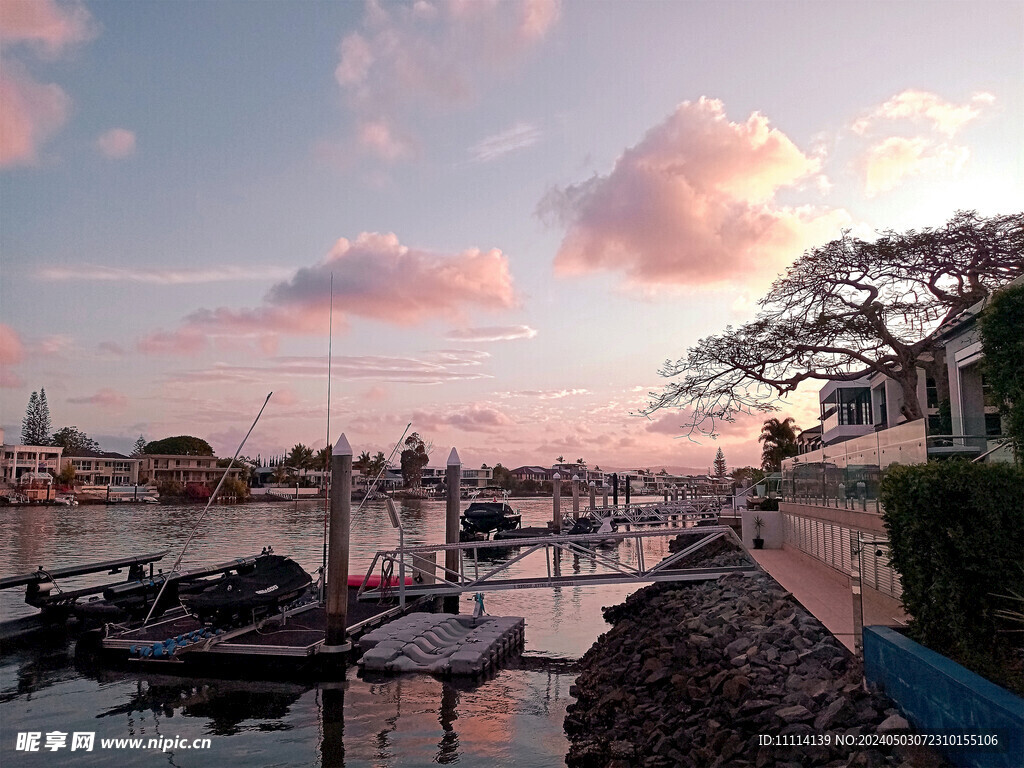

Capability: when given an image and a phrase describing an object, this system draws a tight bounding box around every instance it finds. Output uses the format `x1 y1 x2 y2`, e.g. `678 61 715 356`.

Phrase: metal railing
355 525 756 602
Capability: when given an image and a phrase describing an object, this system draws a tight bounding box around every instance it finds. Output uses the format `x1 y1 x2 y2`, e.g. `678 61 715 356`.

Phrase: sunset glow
2 0 1022 471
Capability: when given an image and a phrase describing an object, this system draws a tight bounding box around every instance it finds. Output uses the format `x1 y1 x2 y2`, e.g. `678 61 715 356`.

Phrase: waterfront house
0 437 63 485
510 466 550 483
774 278 1018 628
139 454 244 486
60 450 140 486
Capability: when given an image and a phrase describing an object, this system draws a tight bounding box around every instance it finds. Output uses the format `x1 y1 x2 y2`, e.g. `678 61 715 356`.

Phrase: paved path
750 549 856 652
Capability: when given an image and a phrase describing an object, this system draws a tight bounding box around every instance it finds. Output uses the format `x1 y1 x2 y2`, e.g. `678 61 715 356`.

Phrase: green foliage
731 466 766 489
145 436 214 456
21 389 52 445
51 426 100 455
492 463 513 490
131 435 147 456
880 462 1024 686
758 497 779 511
286 443 315 471
56 463 76 486
156 478 185 497
979 281 1024 463
759 417 799 472
221 475 249 501
713 448 727 478
400 432 430 488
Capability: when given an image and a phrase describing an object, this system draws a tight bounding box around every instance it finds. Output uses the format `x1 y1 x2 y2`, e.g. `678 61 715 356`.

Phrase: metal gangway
356 525 757 603
580 498 721 528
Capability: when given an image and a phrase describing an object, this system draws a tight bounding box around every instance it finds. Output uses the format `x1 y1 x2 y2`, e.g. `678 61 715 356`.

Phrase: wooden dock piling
324 433 352 652
444 448 461 613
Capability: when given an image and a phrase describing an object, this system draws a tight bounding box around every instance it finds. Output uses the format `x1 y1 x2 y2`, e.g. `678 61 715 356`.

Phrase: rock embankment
565 571 944 768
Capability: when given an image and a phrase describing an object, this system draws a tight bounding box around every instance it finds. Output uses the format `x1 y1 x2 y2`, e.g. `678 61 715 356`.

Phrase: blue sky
2 0 1022 470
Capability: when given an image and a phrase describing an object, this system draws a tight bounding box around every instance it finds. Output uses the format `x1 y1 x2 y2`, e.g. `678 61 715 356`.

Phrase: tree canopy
713 448 727 478
144 435 214 456
51 426 101 456
759 417 799 472
400 432 430 488
21 389 52 445
645 211 1024 435
131 435 147 456
979 280 1024 463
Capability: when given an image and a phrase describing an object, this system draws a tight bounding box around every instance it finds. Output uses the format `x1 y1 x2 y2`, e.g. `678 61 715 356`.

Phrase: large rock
566 564 948 768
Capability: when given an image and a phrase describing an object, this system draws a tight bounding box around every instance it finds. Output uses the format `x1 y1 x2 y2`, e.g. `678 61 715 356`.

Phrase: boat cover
183 556 311 621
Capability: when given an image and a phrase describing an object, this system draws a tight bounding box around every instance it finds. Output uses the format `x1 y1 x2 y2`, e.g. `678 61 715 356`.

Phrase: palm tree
354 450 372 471
759 417 799 472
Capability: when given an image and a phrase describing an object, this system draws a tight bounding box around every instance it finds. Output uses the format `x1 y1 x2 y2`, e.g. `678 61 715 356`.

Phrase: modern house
61 451 140 486
771 278 1018 630
139 455 244 487
0 430 64 485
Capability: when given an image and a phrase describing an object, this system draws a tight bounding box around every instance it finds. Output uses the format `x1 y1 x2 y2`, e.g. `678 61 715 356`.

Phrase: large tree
759 417 800 472
645 211 1024 435
20 389 52 445
713 448 727 479
979 280 1024 463
51 426 101 456
144 435 214 455
400 432 430 488
131 435 147 456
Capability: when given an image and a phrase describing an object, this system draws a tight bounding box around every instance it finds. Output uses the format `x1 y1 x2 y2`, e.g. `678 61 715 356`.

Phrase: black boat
460 501 522 538
181 555 312 625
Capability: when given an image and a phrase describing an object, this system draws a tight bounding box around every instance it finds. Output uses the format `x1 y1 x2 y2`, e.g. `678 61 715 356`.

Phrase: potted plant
752 515 765 549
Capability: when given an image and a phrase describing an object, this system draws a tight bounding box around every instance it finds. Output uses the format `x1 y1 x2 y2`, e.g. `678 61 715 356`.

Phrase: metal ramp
356 525 756 602
581 499 721 527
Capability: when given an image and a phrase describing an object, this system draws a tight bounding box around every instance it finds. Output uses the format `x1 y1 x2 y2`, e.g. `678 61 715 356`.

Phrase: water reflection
0 497 664 768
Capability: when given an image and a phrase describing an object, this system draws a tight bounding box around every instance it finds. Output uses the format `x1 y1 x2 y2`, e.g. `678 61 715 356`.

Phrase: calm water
0 496 668 767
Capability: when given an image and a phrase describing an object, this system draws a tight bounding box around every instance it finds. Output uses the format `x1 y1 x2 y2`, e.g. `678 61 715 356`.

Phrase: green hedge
880 462 1024 688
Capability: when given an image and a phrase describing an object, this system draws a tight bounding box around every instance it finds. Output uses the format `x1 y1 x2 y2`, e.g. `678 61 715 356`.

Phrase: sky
2 0 1022 472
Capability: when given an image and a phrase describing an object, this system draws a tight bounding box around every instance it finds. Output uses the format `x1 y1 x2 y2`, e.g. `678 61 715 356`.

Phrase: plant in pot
752 515 765 549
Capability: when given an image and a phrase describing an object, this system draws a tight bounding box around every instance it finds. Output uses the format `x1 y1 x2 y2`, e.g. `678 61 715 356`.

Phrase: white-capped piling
572 475 580 520
589 480 596 511
552 472 562 533
325 433 352 651
445 448 461 613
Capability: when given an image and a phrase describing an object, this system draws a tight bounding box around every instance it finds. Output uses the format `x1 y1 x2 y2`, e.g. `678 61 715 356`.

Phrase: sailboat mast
322 274 334 577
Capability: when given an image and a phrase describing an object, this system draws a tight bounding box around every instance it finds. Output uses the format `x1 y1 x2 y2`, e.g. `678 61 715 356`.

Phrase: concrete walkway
750 548 857 652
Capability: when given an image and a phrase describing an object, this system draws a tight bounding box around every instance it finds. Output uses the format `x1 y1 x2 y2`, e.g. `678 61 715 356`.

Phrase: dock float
358 612 524 676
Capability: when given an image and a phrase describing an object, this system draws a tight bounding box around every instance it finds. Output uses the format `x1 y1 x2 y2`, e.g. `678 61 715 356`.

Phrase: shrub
221 475 250 501
156 479 185 498
758 497 779 511
880 461 1024 688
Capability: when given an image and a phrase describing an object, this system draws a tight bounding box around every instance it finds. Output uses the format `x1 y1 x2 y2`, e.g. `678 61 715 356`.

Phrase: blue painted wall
863 626 1023 768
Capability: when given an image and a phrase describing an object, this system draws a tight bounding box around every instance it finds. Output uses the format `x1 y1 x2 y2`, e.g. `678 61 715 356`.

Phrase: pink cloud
852 90 995 137
67 388 129 409
0 369 24 388
0 0 94 55
0 63 69 167
142 232 516 351
859 136 970 197
97 341 126 356
335 0 559 162
137 329 208 356
362 385 389 402
96 128 136 158
445 324 537 342
0 323 25 364
542 97 849 289
849 90 992 197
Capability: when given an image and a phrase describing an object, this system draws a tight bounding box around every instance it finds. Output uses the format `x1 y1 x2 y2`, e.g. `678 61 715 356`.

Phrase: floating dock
358 612 525 676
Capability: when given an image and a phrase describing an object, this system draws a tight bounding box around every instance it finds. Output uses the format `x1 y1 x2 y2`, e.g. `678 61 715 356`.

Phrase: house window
926 377 939 409
985 413 1002 436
